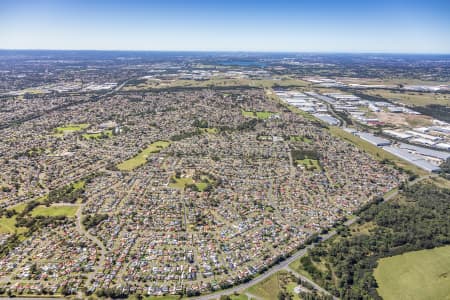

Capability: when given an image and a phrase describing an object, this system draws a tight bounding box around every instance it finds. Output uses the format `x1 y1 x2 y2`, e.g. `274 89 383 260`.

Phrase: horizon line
1 48 450 56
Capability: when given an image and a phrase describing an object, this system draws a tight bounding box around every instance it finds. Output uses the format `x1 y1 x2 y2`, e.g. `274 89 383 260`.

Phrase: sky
1 0 450 53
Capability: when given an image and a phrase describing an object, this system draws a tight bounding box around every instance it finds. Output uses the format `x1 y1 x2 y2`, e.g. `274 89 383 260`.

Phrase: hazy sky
1 0 449 53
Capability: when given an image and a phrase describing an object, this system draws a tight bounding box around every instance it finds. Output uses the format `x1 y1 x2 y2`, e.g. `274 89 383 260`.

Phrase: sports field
374 245 450 300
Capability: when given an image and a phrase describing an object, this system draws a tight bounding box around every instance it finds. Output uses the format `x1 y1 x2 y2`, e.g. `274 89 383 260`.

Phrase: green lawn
169 177 194 189
30 205 78 217
199 127 219 134
230 294 249 300
246 272 282 300
290 135 312 143
9 202 28 214
288 259 313 281
245 270 301 300
8 194 48 214
285 282 302 300
255 111 274 120
72 180 86 190
241 110 275 120
242 110 256 118
374 245 450 300
296 158 321 171
54 123 90 134
0 216 27 234
169 176 211 191
117 140 170 171
195 182 209 191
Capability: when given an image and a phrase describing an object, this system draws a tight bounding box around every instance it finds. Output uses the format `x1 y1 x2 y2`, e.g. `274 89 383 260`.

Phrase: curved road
191 174 433 300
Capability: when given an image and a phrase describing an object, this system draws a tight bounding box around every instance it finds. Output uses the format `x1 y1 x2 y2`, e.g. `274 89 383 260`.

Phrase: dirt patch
375 112 433 127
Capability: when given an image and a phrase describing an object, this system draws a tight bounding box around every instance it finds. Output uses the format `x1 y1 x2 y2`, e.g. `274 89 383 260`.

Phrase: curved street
191 174 433 300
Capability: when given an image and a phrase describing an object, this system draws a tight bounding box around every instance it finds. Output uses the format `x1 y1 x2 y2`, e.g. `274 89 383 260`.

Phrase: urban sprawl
0 52 448 298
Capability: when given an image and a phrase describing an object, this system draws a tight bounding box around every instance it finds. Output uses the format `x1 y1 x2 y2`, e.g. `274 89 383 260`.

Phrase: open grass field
241 110 256 118
54 123 90 134
9 202 28 214
245 271 300 300
30 205 78 217
7 194 48 214
296 158 321 171
72 180 86 190
199 127 218 134
374 245 450 300
329 126 427 176
229 294 249 300
241 110 275 120
285 282 302 300
288 259 313 281
169 175 211 191
339 78 449 87
255 111 274 120
117 140 170 171
169 176 194 189
290 135 312 143
246 271 283 300
0 216 27 234
363 89 450 107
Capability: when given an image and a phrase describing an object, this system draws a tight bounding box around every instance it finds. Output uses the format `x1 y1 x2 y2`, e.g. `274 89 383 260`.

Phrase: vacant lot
117 140 170 171
374 245 450 300
374 112 434 128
